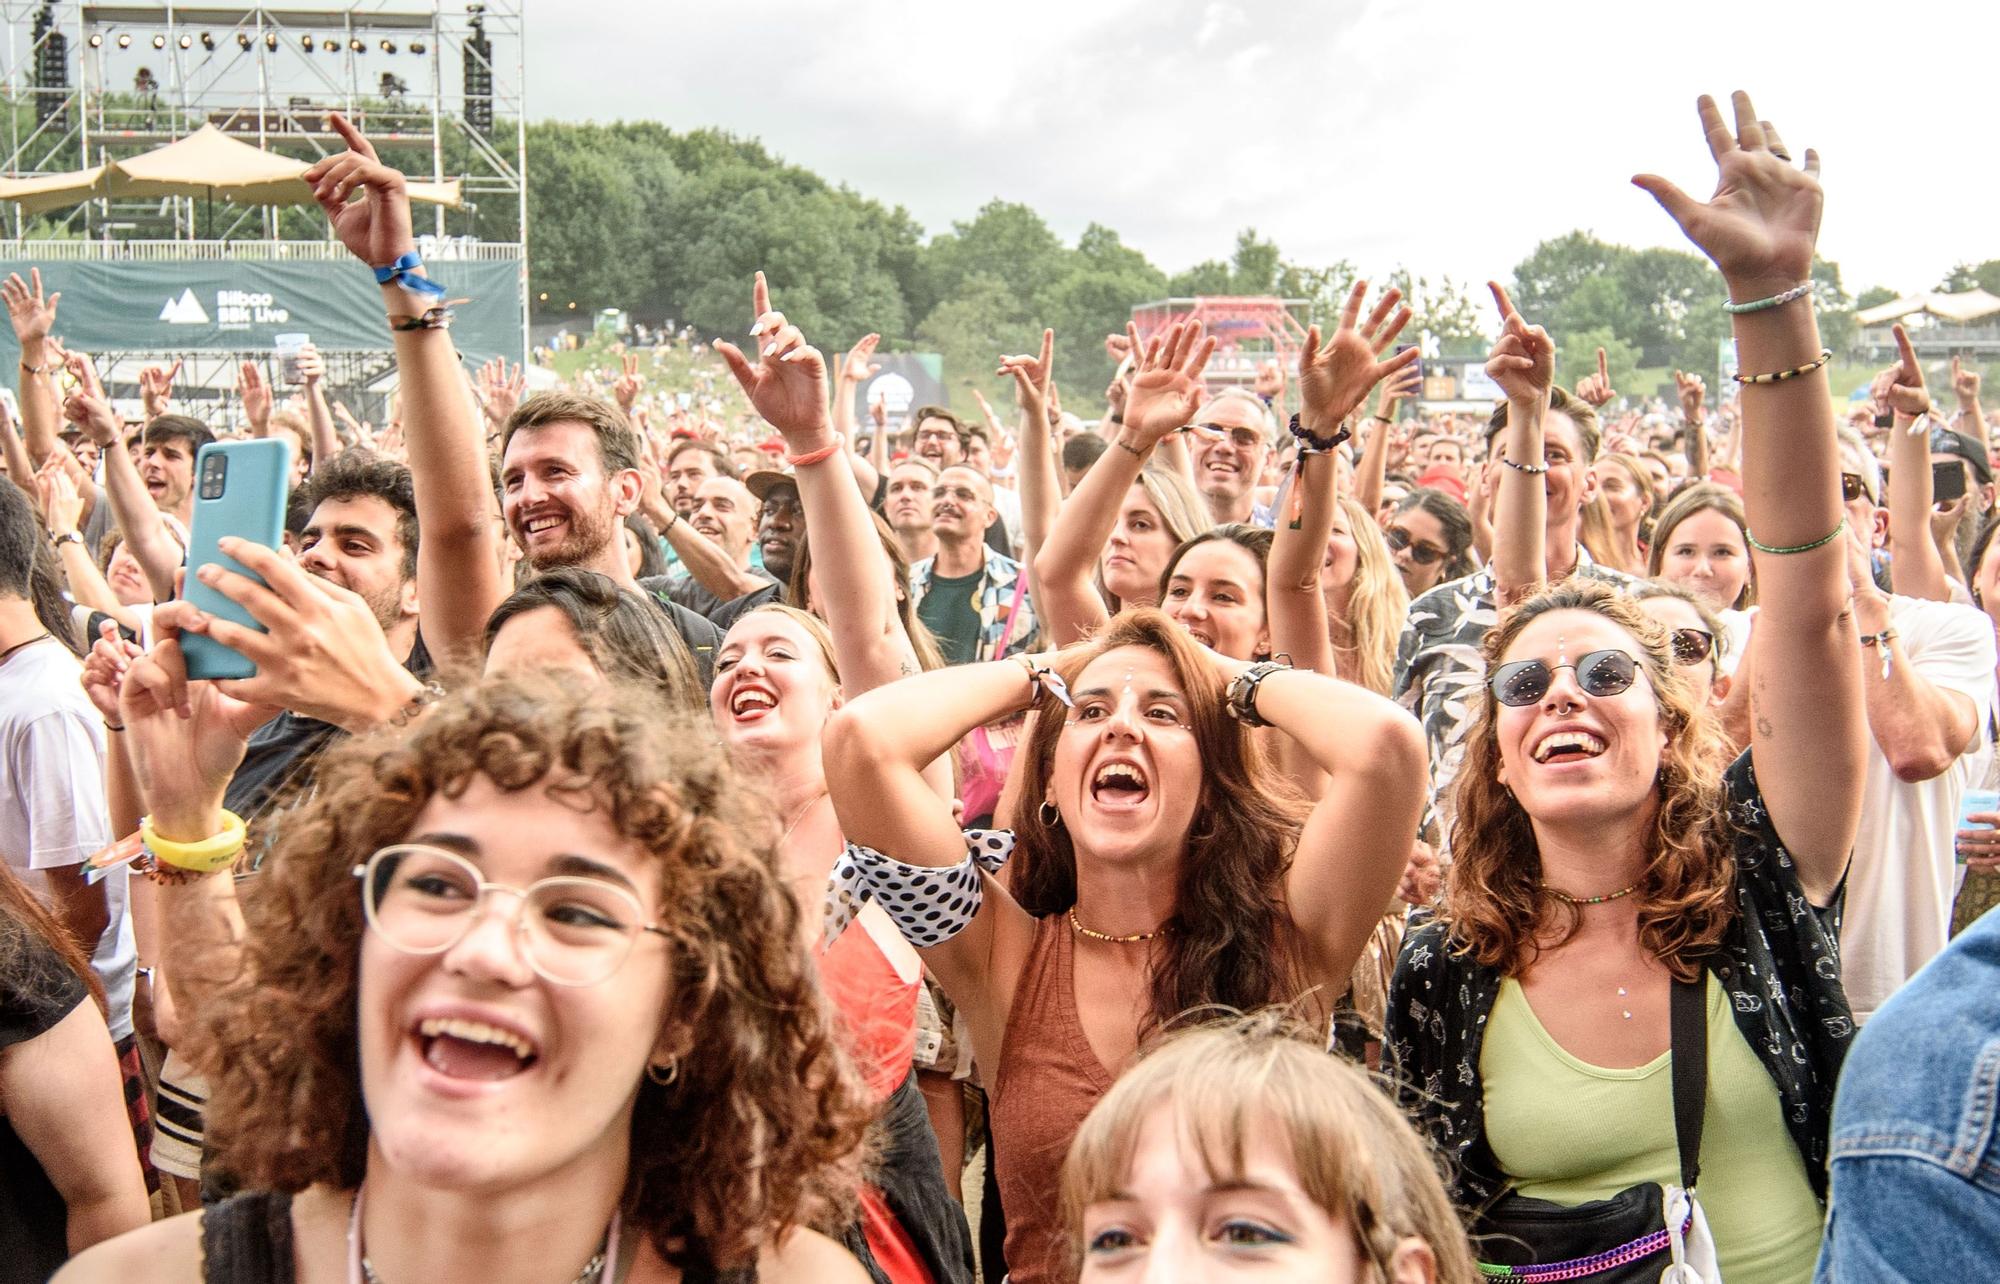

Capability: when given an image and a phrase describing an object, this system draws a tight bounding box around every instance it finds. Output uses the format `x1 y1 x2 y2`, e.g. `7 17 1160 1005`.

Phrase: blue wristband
373 251 446 302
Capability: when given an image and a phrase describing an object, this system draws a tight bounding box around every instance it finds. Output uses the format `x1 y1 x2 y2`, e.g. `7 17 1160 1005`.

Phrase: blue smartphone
180 438 293 681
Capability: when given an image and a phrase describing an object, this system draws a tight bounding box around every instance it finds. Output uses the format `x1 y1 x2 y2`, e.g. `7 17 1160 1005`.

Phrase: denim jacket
1814 904 2000 1280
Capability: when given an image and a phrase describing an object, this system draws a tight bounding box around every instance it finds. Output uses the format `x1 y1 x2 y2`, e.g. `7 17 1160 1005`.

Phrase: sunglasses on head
1384 524 1445 565
1841 473 1871 504
1670 627 1714 666
1490 648 1640 707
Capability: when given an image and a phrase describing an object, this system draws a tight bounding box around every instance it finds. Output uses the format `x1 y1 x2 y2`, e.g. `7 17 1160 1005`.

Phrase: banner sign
0 256 523 368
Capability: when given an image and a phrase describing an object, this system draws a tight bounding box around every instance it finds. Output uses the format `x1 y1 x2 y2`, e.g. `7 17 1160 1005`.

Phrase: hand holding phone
180 439 293 681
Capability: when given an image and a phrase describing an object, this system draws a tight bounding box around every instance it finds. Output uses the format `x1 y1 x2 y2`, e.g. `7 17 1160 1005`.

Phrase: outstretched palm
1635 92 1821 292
1122 320 1216 446
1298 281 1416 429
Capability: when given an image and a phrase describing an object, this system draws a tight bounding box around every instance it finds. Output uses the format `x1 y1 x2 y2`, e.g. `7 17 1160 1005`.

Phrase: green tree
1938 260 2000 294
915 272 1029 407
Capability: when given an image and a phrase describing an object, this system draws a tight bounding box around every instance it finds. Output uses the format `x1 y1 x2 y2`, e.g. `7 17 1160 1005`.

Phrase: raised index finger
752 271 771 321
1597 348 1609 383
325 111 379 162
1488 280 1517 322
1892 323 1921 379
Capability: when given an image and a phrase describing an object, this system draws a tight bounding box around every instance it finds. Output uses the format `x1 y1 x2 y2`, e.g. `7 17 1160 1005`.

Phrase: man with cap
1929 420 1995 584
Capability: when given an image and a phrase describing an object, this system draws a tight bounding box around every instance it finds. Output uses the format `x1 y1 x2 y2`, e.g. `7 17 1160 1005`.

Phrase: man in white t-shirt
0 479 135 1047
1830 435 1996 1022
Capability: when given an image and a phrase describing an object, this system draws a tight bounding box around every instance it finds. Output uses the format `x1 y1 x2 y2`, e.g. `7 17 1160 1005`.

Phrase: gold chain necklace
1543 880 1641 906
1067 906 1166 943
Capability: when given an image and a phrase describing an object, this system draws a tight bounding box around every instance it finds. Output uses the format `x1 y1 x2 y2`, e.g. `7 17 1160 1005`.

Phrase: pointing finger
1597 347 1609 383
752 271 770 322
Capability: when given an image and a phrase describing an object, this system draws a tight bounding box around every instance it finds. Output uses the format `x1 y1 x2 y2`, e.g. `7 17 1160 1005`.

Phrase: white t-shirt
0 635 135 1041
1838 594 1997 1022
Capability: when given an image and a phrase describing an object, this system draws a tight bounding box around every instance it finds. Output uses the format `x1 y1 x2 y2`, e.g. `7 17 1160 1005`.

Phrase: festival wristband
141 809 248 873
372 251 448 304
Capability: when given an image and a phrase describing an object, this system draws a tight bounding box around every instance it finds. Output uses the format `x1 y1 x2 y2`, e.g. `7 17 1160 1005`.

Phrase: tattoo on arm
1756 715 1774 738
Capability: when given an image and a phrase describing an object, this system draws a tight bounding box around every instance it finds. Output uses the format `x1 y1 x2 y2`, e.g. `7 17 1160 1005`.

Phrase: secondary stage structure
1130 296 1312 415
0 1 524 426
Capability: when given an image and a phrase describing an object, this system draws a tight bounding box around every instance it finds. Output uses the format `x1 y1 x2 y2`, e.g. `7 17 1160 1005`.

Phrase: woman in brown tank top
826 602 1427 1283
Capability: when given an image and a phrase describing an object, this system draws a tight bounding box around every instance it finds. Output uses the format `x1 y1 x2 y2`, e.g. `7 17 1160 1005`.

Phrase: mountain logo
159 289 209 325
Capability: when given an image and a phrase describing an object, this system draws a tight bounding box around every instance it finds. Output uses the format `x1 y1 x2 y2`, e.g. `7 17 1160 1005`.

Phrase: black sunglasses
1670 627 1714 666
1841 473 1871 504
1490 648 1640 707
1385 524 1445 565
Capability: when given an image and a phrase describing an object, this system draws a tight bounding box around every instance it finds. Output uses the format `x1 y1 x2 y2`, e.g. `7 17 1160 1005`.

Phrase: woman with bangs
1579 452 1656 575
824 585 1426 1281
1386 95 1866 1282
64 672 872 1284
1062 1016 1476 1284
712 276 972 1284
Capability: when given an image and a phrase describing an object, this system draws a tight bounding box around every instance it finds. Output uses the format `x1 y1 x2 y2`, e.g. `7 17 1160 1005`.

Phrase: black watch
1225 660 1291 727
52 531 82 549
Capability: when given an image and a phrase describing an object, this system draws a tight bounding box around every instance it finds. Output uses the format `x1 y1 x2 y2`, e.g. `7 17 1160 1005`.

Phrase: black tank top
200 1191 757 1283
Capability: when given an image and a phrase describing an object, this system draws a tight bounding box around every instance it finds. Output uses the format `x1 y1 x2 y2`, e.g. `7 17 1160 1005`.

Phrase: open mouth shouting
415 1012 541 1084
728 682 778 723
1089 757 1151 811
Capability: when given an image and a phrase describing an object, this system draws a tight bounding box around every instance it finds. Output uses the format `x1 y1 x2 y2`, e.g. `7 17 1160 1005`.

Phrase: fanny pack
1474 971 1722 1283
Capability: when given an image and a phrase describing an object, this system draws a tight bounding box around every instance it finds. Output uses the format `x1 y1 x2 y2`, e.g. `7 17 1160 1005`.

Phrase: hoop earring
1038 801 1062 829
646 1059 678 1087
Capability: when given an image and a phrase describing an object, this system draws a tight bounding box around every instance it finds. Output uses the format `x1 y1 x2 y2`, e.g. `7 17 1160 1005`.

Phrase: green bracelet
1723 281 1814 314
1745 515 1846 556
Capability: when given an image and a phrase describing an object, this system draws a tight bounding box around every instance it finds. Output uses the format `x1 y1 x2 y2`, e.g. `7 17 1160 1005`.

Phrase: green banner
0 256 523 367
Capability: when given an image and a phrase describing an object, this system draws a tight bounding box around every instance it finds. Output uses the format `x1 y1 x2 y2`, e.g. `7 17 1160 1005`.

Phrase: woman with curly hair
62 672 872 1283
1063 1015 1477 1284
1386 95 1866 1282
823 597 1425 1283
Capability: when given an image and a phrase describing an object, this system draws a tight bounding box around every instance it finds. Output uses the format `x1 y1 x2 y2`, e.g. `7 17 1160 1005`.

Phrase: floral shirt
1383 752 1854 1210
910 547 1039 665
1391 552 1639 854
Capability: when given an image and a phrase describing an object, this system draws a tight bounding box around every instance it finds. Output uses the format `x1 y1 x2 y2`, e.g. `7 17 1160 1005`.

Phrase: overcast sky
523 0 1994 307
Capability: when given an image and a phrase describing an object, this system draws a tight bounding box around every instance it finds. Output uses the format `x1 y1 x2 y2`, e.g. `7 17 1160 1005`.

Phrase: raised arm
1485 282 1557 607
716 274 917 692
305 112 508 664
831 334 885 501
1032 320 1215 645
1636 90 1864 900
296 345 341 470
60 355 179 602
998 329 1062 569
1878 325 1951 603
2 270 61 465
1269 281 1418 678
1675 370 1711 480
1952 356 1989 456
1352 370 1418 519
37 463 144 633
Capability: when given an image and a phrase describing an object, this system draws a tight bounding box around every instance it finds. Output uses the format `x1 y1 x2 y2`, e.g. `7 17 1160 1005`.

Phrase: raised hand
1 268 59 344
1675 369 1706 422
1869 323 1932 421
1484 282 1556 407
295 344 324 386
1575 347 1616 409
237 360 272 432
1374 358 1423 422
1633 91 1822 296
840 333 882 384
613 352 644 412
81 622 142 726
59 350 120 446
1952 355 1982 410
1295 281 1416 435
869 397 887 431
1253 357 1286 405
1122 319 1216 447
997 328 1055 425
119 628 279 835
34 458 82 535
475 356 523 427
713 272 834 450
138 359 182 419
303 112 416 269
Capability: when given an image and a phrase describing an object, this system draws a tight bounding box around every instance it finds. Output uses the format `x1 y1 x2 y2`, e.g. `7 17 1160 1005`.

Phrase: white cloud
524 0 2000 295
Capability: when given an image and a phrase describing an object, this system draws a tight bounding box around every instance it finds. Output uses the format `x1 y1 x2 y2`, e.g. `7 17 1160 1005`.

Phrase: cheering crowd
2 92 1995 1284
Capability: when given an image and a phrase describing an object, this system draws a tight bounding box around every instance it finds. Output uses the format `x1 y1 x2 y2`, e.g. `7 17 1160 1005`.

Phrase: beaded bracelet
1286 412 1351 455
1745 515 1846 557
1723 281 1814 315
1733 349 1832 386
1499 454 1549 475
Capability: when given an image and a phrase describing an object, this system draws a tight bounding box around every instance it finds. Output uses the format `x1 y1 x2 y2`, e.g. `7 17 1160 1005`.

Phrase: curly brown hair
1011 608 1314 1031
191 675 870 1270
1440 580 1736 982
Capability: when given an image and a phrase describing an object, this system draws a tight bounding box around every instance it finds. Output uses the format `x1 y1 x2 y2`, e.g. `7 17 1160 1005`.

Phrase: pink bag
958 575 1030 824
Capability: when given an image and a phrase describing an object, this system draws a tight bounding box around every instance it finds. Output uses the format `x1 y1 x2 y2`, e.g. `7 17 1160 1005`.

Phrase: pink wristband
786 434 843 468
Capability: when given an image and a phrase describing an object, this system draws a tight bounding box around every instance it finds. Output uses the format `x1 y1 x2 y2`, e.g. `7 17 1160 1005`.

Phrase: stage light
409 40 426 54
178 34 192 49
350 38 364 52
116 33 131 48
301 34 314 50
263 32 277 50
200 32 215 51
87 33 101 47
237 32 251 49
151 34 165 49
324 42 340 55
380 39 396 53
538 292 548 302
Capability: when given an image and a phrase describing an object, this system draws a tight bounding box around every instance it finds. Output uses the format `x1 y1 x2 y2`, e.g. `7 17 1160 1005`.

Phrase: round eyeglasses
1489 648 1640 707
353 845 669 987
1669 627 1715 666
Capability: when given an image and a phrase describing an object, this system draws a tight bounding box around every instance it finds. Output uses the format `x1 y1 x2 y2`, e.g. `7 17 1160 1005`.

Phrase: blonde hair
1579 453 1655 569
1062 1013 1477 1284
1101 466 1214 610
1332 494 1409 696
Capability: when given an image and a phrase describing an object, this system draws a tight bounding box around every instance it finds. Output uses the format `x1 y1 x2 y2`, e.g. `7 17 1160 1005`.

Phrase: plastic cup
274 332 309 385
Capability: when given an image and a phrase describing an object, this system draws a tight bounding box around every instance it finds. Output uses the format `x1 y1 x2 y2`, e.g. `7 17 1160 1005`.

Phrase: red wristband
786 434 843 468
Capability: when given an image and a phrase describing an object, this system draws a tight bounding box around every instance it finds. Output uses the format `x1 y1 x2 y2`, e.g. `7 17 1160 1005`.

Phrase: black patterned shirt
1383 752 1853 1209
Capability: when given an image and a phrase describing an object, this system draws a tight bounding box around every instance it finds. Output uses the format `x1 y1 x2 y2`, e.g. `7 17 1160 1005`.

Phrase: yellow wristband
141 810 248 873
